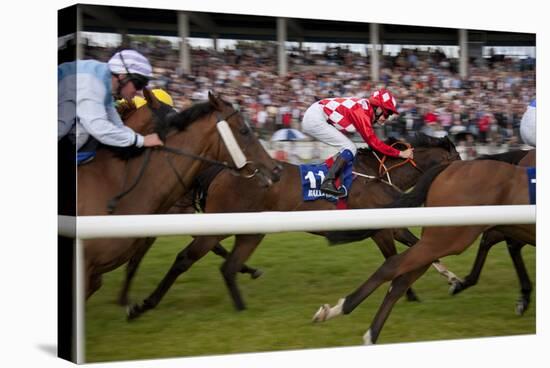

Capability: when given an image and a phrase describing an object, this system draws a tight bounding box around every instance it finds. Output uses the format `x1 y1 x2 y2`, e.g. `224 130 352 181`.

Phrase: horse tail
326 228 380 246
387 163 451 209
326 164 451 246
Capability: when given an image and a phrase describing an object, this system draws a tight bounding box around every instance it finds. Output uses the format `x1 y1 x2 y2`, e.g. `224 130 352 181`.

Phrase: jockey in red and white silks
301 89 414 197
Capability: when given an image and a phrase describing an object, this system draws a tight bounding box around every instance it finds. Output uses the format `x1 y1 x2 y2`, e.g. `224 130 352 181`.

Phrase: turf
85 229 535 362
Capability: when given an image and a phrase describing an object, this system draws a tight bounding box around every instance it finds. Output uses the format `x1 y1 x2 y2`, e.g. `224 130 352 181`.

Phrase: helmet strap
114 74 131 99
377 94 388 117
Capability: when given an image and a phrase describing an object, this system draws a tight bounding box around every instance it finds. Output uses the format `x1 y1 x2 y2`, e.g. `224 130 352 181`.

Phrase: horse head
409 133 462 171
205 91 282 185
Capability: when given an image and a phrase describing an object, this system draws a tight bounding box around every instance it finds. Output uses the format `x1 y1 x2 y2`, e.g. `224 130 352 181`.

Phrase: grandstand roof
73 4 535 47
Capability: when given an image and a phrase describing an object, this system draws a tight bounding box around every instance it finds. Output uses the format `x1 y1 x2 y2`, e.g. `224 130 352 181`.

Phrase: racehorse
125 133 462 320
312 159 535 344
450 149 535 315
79 89 281 299
113 97 265 305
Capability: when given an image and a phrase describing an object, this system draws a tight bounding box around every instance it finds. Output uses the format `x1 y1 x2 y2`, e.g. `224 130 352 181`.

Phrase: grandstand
60 4 536 160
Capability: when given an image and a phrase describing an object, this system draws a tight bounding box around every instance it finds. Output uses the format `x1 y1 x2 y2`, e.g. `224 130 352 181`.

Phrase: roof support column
277 17 288 76
459 29 468 78
212 34 218 52
178 11 191 75
370 23 380 83
76 5 83 60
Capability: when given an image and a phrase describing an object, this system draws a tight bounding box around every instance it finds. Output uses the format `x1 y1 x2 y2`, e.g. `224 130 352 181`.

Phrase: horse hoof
126 304 141 321
449 281 463 295
363 329 374 345
515 300 528 316
251 269 264 279
406 292 420 302
312 304 330 323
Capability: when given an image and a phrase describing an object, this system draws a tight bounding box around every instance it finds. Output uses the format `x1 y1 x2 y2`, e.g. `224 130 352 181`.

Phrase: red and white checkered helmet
369 89 398 116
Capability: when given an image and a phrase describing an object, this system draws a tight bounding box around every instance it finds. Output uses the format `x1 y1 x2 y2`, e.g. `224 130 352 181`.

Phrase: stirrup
321 180 347 198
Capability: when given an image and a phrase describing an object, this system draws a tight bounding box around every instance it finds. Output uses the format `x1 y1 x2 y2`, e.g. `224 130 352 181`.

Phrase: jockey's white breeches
301 103 357 155
520 105 536 147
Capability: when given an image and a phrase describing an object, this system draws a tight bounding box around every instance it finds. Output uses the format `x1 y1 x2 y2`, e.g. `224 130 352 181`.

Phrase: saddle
77 137 99 165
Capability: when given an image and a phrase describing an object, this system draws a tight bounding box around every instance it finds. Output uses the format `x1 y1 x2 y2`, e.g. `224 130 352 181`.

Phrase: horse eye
240 125 250 135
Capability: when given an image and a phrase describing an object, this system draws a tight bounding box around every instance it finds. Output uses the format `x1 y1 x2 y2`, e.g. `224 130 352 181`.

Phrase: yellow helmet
132 95 147 109
132 88 174 108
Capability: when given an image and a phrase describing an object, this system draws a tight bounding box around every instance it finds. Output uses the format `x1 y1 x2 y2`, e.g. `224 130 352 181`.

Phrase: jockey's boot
320 154 348 198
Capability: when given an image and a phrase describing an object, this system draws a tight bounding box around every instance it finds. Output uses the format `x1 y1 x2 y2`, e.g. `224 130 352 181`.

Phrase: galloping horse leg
127 236 226 320
220 234 265 311
118 238 155 306
87 272 103 300
118 239 262 306
313 226 483 323
450 230 504 295
507 240 532 315
392 228 418 247
364 265 430 345
211 243 263 279
371 230 419 302
393 228 461 285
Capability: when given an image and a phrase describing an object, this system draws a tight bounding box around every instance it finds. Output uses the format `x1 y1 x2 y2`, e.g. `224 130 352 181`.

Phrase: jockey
58 49 164 161
520 99 536 147
301 89 414 197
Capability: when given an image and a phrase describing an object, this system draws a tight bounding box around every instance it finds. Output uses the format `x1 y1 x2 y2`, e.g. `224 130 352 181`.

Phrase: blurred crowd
84 38 536 156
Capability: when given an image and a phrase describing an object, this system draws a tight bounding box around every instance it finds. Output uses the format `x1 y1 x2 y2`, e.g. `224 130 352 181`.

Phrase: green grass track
85 229 535 362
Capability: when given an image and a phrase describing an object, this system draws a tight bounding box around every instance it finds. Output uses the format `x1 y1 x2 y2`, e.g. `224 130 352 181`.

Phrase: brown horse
312 159 535 344
79 90 281 299
450 149 536 315
125 133 462 320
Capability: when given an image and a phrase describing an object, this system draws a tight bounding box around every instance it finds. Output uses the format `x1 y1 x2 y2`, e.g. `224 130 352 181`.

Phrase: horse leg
313 226 482 322
450 230 504 295
507 240 532 315
86 272 102 300
372 230 419 302
127 236 224 320
392 228 418 247
364 265 431 345
220 234 265 311
394 228 460 285
211 242 263 279
117 238 155 306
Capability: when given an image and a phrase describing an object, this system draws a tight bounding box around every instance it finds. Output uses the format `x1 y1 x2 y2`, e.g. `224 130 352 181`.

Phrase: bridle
107 107 259 213
376 141 421 179
352 141 421 187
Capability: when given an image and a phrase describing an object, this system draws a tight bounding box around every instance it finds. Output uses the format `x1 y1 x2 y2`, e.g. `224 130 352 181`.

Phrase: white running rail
59 205 535 240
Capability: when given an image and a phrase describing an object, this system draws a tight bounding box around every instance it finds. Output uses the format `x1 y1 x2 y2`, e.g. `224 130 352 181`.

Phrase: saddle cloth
299 157 353 208
527 167 536 205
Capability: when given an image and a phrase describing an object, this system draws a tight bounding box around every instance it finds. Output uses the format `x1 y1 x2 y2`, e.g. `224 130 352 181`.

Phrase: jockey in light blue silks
58 49 164 163
520 99 536 147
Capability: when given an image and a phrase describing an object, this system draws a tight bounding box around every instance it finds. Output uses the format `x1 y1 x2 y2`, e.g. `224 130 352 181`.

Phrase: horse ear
208 91 223 111
144 88 161 109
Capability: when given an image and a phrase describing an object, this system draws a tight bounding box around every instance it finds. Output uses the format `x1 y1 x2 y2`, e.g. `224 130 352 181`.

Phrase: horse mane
167 98 232 134
407 133 454 151
105 99 229 161
356 133 453 157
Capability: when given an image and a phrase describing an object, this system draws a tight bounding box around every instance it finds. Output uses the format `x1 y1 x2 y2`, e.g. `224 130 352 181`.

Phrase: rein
107 149 152 214
375 141 422 182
